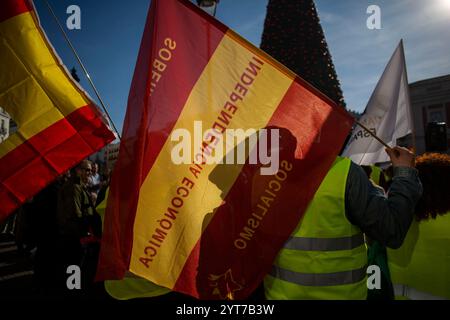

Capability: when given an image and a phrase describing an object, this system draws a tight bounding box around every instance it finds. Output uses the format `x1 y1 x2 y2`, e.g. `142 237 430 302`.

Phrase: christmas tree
260 0 346 108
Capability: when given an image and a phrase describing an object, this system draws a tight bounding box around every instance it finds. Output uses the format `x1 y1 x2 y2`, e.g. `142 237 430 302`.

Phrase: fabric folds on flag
97 0 353 300
342 40 414 165
0 0 115 220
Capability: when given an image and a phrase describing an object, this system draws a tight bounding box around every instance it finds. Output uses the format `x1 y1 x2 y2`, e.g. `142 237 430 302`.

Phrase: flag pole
400 40 417 154
354 119 391 150
42 0 122 140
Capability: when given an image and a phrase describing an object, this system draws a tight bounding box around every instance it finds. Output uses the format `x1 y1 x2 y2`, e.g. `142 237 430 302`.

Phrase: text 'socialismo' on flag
97 0 353 300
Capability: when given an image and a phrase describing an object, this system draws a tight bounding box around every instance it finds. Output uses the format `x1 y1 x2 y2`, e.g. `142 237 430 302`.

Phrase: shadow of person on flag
196 126 303 300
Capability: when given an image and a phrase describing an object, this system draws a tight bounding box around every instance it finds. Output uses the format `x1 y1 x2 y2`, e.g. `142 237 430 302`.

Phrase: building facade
88 148 106 167
0 107 10 143
106 142 120 172
409 75 450 154
86 142 120 177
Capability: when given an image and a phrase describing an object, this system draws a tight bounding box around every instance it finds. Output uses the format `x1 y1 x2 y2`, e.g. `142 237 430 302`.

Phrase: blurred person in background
388 153 450 300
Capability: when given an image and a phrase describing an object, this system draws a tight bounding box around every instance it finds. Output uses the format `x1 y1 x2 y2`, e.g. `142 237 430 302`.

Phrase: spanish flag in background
97 0 353 300
0 0 115 220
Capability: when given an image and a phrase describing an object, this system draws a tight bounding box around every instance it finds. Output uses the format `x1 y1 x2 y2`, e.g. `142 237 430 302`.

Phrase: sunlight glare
439 0 450 9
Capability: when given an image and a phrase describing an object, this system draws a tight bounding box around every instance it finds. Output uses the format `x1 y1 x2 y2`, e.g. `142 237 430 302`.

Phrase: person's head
92 163 99 175
415 153 450 221
76 160 92 184
208 126 297 194
57 170 71 183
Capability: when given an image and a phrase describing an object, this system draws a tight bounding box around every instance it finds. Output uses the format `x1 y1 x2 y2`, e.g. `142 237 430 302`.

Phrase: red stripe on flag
97 0 226 280
179 0 229 34
173 81 353 299
0 0 33 24
0 105 115 220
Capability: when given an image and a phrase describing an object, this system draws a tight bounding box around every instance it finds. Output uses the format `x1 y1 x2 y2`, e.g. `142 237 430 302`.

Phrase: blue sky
33 0 450 133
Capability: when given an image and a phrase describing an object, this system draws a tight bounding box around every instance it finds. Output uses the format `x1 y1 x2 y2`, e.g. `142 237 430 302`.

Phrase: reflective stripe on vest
283 234 365 251
270 265 367 287
393 284 448 300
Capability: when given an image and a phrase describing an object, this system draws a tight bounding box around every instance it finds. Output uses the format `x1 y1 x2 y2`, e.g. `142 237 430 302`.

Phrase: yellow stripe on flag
129 31 294 288
0 12 90 158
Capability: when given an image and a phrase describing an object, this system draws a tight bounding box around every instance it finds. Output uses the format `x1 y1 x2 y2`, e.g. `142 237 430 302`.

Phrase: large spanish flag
97 0 353 299
0 0 115 220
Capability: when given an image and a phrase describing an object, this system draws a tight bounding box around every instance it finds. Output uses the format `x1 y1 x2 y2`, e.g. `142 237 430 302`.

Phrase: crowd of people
1 149 449 300
0 159 110 298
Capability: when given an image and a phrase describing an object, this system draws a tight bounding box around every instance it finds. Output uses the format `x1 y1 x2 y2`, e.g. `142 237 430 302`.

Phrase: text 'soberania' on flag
97 0 353 300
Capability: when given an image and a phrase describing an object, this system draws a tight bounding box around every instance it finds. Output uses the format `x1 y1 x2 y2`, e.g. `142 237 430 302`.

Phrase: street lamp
197 0 219 17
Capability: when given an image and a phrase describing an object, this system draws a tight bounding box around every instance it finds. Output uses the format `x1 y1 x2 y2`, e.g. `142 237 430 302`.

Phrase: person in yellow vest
264 146 423 300
388 152 450 300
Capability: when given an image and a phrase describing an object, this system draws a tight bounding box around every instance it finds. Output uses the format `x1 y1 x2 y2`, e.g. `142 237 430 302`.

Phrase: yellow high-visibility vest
388 213 450 300
370 165 383 185
265 157 368 300
104 275 171 300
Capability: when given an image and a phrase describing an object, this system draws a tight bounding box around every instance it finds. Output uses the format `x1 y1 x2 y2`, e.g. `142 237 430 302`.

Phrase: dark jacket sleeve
345 162 423 249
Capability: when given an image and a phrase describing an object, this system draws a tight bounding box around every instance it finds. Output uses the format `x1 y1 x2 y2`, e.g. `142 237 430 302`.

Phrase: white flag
343 40 414 165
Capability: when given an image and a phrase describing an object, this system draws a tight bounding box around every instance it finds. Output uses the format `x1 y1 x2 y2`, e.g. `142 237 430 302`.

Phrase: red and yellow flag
97 0 353 299
0 0 115 220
